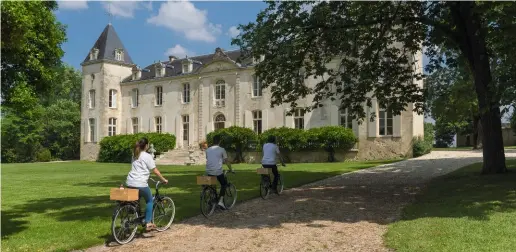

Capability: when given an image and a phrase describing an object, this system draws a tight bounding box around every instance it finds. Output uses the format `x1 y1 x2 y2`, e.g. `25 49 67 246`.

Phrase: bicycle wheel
200 186 217 218
224 183 237 209
153 196 175 232
111 204 139 245
260 175 270 199
277 174 284 194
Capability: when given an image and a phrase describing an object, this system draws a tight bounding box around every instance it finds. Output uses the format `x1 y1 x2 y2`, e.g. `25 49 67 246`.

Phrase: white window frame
252 110 262 134
379 108 393 136
182 83 190 104
88 89 95 109
182 115 189 144
214 114 225 130
252 75 262 97
215 80 225 107
294 108 305 130
108 118 117 136
132 117 139 134
155 86 163 106
182 63 190 74
131 88 139 108
108 89 117 108
88 118 96 142
115 50 122 61
155 116 162 133
339 108 353 129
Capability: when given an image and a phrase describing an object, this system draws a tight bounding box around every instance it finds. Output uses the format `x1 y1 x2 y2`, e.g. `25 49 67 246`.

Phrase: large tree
1 0 66 104
233 1 516 174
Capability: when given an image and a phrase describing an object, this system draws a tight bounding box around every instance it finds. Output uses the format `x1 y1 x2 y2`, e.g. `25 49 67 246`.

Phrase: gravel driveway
86 150 516 252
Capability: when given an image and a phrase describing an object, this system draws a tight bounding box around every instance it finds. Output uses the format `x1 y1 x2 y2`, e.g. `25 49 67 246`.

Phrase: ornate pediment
198 61 237 73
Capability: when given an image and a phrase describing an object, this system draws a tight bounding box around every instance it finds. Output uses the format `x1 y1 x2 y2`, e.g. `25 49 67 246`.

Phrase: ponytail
133 137 149 159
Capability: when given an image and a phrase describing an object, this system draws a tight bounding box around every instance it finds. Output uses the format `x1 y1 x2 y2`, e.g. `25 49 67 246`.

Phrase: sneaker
217 201 226 210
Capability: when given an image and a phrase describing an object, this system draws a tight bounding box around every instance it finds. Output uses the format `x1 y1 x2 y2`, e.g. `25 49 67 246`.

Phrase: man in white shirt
261 135 285 194
205 135 233 209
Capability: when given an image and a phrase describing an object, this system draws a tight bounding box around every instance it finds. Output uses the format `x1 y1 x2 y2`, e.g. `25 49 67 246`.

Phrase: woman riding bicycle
126 137 168 231
261 135 285 194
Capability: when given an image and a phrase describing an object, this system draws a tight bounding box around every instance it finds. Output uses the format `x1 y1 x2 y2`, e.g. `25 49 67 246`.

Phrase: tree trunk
450 2 507 174
472 115 482 149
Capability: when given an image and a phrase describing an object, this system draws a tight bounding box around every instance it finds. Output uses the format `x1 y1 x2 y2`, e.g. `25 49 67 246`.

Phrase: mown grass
385 159 516 252
1 160 397 252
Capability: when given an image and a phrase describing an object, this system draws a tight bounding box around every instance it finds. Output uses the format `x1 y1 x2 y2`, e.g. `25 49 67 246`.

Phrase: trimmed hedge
413 123 435 157
207 126 258 162
98 133 176 163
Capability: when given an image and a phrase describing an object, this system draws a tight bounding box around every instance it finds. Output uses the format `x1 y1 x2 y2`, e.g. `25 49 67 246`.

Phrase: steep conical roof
82 24 134 65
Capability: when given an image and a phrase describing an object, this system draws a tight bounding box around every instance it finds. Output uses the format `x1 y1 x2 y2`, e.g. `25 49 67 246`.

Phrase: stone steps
156 149 205 166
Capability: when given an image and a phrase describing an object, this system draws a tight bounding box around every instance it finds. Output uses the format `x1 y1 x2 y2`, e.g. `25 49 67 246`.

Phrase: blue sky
56 1 268 69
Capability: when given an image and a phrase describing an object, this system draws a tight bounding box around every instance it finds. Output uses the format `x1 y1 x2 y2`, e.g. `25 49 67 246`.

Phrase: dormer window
155 62 165 78
182 59 192 74
89 48 99 61
114 49 124 61
132 65 141 81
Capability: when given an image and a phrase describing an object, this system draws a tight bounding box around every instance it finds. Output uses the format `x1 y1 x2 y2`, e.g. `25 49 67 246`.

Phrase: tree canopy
233 1 516 174
1 1 66 104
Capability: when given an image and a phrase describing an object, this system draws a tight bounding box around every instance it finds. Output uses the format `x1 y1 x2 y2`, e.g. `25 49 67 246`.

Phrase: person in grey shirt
205 135 233 209
126 137 168 231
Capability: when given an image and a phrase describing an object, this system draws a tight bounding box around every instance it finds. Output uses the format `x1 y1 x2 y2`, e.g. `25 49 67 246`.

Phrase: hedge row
207 126 358 162
98 133 176 163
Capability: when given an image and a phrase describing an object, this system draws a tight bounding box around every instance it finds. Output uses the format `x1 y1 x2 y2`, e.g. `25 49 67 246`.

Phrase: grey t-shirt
126 152 156 188
205 145 227 176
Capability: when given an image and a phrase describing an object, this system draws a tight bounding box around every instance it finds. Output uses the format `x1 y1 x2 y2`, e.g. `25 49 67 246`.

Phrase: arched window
214 114 226 130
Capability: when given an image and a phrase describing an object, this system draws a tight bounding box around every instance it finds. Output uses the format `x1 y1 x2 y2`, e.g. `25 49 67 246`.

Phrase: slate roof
122 49 249 83
82 24 134 65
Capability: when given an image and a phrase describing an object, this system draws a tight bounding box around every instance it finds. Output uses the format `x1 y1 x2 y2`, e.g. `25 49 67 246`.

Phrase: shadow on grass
396 160 516 222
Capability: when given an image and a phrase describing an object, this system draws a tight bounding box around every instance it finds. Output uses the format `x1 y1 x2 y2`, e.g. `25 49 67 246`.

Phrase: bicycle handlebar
149 177 162 189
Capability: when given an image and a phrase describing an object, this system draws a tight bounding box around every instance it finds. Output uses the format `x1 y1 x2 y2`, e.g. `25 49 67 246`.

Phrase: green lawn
385 159 516 252
1 160 397 252
433 146 516 151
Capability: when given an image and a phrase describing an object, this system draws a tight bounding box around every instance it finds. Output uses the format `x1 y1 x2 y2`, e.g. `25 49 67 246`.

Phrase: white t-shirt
126 152 156 188
262 143 280 165
205 145 228 176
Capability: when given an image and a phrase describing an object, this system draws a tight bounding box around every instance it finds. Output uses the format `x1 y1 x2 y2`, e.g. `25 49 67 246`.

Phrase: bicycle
199 170 237 218
258 163 285 199
111 178 176 245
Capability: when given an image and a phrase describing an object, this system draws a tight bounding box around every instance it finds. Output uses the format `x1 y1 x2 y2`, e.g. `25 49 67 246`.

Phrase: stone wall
227 149 358 164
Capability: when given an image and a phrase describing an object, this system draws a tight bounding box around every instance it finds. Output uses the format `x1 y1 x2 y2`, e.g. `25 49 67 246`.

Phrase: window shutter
163 115 167 133
113 91 117 108
330 105 339 126
284 109 294 128
244 110 253 129
83 120 87 142
352 119 359 137
368 99 378 138
126 118 129 134
96 118 99 142
393 114 402 137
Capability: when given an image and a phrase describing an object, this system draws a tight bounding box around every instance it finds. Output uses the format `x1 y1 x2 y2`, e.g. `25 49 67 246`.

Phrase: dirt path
86 150 516 252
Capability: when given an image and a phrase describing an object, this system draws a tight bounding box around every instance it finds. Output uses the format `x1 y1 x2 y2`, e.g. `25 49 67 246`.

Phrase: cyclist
261 135 285 194
205 135 233 209
125 137 168 232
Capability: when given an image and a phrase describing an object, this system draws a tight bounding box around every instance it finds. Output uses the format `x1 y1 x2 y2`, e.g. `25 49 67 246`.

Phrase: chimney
168 55 177 63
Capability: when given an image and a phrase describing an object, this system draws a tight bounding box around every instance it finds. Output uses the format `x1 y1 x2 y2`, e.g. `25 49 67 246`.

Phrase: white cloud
58 0 88 10
227 26 240 38
164 44 194 59
147 1 222 43
143 1 153 11
101 1 142 18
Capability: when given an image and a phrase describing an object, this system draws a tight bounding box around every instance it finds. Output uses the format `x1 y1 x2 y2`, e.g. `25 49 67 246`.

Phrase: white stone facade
80 25 424 161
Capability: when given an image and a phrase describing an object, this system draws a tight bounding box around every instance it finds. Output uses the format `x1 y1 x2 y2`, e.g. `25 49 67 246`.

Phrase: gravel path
86 150 516 252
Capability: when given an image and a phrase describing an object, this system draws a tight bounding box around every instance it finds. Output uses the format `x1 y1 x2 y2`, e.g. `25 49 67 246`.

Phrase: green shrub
36 148 52 162
98 133 176 163
258 127 307 152
306 126 357 162
207 126 258 163
413 123 435 157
